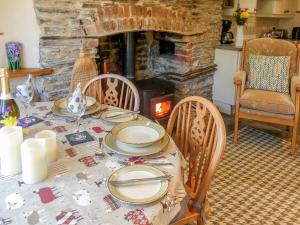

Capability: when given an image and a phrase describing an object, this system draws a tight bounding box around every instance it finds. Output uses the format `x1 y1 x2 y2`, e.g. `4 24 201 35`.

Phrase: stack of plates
103 120 169 156
52 96 101 116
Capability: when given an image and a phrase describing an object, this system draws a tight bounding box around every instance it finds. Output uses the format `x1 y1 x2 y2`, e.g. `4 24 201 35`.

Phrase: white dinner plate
107 165 169 204
111 120 165 147
101 109 138 123
103 133 169 156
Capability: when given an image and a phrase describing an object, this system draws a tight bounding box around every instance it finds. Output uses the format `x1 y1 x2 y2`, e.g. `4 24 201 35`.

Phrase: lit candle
0 126 23 175
21 138 48 184
35 130 57 163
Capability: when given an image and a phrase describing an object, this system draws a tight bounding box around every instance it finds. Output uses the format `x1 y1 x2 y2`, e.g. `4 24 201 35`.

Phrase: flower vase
5 42 21 71
235 25 244 47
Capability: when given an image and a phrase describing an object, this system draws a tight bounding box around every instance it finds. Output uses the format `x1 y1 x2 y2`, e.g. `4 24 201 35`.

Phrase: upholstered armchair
234 38 300 154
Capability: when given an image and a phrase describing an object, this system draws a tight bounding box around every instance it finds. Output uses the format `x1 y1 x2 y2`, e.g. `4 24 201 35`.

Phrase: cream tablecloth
0 102 186 225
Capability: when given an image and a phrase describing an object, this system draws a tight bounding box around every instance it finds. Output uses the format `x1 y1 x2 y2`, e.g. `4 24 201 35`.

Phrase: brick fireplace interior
33 0 222 104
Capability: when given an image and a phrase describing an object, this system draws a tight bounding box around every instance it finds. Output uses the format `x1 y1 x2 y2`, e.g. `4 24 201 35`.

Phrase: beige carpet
206 127 300 225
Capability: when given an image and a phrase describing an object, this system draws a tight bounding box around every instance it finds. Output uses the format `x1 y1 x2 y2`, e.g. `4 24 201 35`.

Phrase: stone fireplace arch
33 0 222 101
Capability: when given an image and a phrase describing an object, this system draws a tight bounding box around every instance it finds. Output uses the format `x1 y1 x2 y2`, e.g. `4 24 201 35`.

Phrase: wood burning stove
135 78 175 123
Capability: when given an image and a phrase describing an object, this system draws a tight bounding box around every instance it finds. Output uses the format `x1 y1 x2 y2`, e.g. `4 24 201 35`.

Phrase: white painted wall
0 0 40 68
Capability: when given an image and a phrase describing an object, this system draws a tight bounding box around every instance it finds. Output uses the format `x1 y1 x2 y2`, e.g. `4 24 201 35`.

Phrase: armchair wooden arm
291 75 300 104
234 80 242 85
234 71 246 95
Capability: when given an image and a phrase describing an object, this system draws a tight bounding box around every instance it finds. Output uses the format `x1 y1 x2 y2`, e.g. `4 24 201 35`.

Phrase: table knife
105 110 140 119
118 161 173 167
109 175 170 185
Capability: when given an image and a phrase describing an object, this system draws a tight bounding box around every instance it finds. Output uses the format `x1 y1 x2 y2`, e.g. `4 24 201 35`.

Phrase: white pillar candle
0 126 23 175
21 138 48 184
35 130 57 163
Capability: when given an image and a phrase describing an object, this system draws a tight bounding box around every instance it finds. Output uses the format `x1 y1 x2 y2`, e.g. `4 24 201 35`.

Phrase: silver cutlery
92 107 109 119
109 175 171 185
104 110 140 119
140 156 166 160
118 161 173 167
48 115 76 122
160 191 186 212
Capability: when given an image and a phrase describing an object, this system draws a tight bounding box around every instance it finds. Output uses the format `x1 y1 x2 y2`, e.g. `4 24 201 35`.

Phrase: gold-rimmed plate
107 165 169 205
51 102 102 116
103 133 169 156
111 120 166 148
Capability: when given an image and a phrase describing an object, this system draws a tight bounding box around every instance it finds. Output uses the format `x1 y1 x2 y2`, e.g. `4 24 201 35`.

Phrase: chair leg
197 216 204 225
234 111 239 144
234 84 241 144
291 91 300 155
204 197 210 215
291 124 298 155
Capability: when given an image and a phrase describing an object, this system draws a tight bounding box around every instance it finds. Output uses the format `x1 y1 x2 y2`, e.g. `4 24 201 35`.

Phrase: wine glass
16 83 34 124
66 93 87 142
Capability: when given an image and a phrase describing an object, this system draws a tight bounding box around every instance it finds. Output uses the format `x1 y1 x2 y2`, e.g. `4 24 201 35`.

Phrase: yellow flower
0 116 18 126
240 11 250 19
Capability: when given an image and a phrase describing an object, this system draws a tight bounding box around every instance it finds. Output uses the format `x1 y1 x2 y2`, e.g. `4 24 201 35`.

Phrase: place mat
65 131 94 146
22 116 43 127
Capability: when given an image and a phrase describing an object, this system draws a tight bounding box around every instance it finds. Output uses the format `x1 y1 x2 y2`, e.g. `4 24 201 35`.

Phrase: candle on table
35 130 57 163
0 126 23 175
21 138 48 184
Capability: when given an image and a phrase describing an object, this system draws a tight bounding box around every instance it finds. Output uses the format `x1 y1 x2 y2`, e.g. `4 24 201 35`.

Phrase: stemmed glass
66 93 87 142
16 82 34 124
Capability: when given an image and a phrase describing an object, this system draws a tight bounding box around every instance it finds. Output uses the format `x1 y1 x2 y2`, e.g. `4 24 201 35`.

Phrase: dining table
0 101 186 225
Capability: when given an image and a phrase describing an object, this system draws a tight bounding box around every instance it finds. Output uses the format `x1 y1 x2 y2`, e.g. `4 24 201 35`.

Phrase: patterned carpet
206 127 300 225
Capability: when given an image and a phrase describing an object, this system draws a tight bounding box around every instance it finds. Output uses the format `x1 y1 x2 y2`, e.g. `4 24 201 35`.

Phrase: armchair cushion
242 39 298 78
240 108 294 120
246 54 290 93
240 89 295 115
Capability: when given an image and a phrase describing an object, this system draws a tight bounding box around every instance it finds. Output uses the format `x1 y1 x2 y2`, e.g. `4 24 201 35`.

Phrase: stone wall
146 32 217 76
33 0 223 101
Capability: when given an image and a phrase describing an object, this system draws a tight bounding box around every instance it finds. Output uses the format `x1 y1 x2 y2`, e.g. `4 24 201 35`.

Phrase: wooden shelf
7 68 53 78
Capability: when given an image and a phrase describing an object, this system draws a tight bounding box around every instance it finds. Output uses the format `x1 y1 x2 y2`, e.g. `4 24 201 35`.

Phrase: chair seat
240 89 295 115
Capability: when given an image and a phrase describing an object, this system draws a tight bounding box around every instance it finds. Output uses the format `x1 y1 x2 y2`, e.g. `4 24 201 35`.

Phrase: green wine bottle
0 68 20 119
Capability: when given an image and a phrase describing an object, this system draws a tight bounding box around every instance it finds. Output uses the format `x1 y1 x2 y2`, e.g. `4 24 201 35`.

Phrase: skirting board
213 99 234 115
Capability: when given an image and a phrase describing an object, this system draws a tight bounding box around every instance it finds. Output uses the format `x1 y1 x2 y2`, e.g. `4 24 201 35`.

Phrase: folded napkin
16 74 34 101
67 83 86 114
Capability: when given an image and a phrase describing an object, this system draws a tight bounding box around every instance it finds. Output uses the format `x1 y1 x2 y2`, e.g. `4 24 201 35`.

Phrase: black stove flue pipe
122 32 136 80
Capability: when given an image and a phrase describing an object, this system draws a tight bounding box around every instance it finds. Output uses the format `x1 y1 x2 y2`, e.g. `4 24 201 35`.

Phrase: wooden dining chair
167 96 226 225
83 73 140 111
